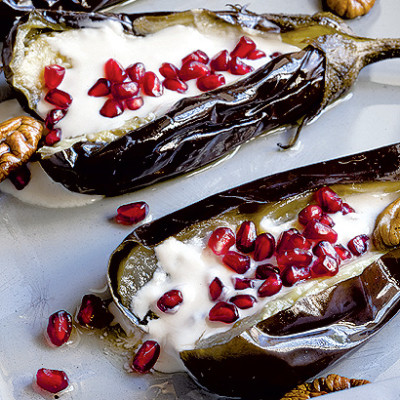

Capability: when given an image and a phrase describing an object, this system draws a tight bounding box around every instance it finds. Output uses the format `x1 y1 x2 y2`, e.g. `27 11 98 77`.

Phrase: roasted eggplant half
3 8 400 196
108 142 400 399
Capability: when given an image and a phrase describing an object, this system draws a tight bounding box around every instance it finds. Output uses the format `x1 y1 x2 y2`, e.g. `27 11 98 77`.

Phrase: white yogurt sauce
129 189 399 373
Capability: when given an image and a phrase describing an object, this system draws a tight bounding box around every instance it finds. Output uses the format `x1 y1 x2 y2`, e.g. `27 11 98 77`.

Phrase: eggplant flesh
108 142 400 399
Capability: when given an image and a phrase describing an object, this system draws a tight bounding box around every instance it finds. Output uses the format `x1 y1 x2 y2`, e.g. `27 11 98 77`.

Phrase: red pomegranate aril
179 61 211 81
127 62 146 83
47 310 72 347
223 251 250 274
104 58 127 83
111 81 139 99
246 49 266 60
298 204 323 226
311 255 339 277
182 50 209 65
197 74 226 92
100 98 124 118
159 62 179 79
209 301 239 323
255 263 279 279
157 289 183 313
132 340 160 373
229 56 254 75
315 186 343 213
209 277 224 301
236 220 257 253
281 266 311 287
44 64 65 89
210 50 231 71
303 220 338 243
276 228 300 254
36 368 69 394
88 78 111 97
258 273 283 297
116 201 149 225
342 203 355 215
45 108 67 128
44 128 62 146
271 51 282 59
77 294 113 329
347 234 369 256
253 233 275 261
313 241 340 264
319 213 335 227
142 71 164 97
208 227 235 255
126 96 144 110
9 165 31 190
276 248 313 268
229 294 256 309
231 36 256 58
163 78 188 93
45 89 72 109
233 277 255 290
335 244 352 261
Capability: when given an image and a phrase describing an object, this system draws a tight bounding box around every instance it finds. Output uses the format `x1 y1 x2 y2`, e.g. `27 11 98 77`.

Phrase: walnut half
0 116 43 182
326 0 376 19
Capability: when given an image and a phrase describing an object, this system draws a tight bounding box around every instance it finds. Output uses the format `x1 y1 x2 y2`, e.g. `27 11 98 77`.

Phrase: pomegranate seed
276 249 313 268
233 277 254 290
229 294 256 309
209 277 224 301
9 164 30 190
88 78 111 97
132 340 160 373
45 108 67 128
347 235 369 256
36 368 69 393
255 263 279 279
276 229 311 254
303 221 338 243
126 96 144 110
111 81 139 99
116 201 149 225
271 51 282 59
100 98 124 118
335 244 352 261
320 213 335 227
77 294 113 329
44 64 65 89
209 301 239 323
104 58 127 83
342 203 355 215
127 62 146 83
179 61 211 81
258 272 283 297
253 233 275 261
208 227 235 255
142 72 164 97
311 255 339 277
46 310 72 346
210 50 231 71
281 266 311 287
246 49 266 60
157 289 183 313
182 50 209 65
236 221 257 253
197 74 225 91
45 89 72 109
315 187 343 213
222 251 250 274
231 36 256 58
163 78 188 93
159 62 179 79
229 57 254 75
298 205 323 226
313 241 340 264
44 128 61 146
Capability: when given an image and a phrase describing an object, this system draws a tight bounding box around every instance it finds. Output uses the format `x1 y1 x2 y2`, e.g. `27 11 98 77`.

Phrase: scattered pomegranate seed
209 301 239 323
132 340 160 373
313 241 341 264
209 277 224 301
88 78 111 97
276 229 312 254
36 368 69 394
100 98 124 118
223 251 250 274
45 89 72 109
208 227 235 255
315 187 343 213
229 57 254 75
45 108 67 128
197 74 225 91
276 249 313 268
233 277 254 290
44 128 62 146
116 201 149 225
46 310 72 347
127 62 146 83
126 96 144 110
163 78 188 93
303 221 338 243
157 289 183 313
236 221 257 253
342 203 355 215
334 244 352 261
258 272 283 297
104 58 127 83
182 50 209 65
298 204 323 226
281 266 311 287
210 50 231 71
229 294 256 309
347 234 369 256
231 36 256 58
179 61 211 81
319 213 335 227
111 81 139 99
246 49 266 60
77 294 113 329
44 64 65 89
159 62 180 79
8 164 31 190
311 255 339 277
270 51 282 59
142 72 164 97
253 233 275 261
255 263 279 279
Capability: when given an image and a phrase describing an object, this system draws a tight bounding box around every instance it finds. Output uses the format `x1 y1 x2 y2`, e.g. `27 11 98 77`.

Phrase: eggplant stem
277 118 305 150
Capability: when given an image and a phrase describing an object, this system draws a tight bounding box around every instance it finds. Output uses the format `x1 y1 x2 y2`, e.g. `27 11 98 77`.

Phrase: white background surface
1 0 400 399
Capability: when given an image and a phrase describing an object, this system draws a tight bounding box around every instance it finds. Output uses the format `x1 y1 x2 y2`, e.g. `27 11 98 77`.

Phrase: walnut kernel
326 0 376 19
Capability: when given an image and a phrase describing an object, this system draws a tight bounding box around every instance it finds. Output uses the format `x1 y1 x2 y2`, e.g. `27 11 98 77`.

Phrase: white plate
1 1 400 399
